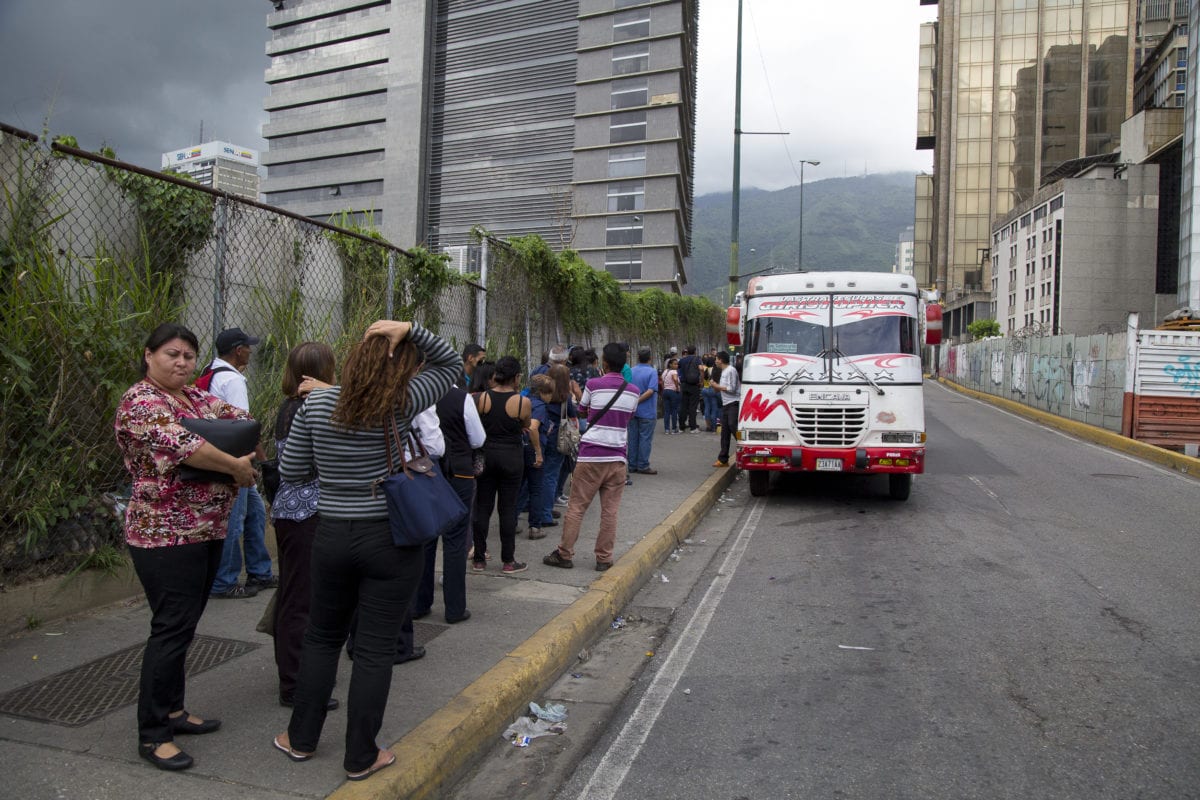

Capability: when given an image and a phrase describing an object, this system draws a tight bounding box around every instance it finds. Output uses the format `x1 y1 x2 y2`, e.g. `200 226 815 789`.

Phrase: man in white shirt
713 350 740 468
207 328 276 599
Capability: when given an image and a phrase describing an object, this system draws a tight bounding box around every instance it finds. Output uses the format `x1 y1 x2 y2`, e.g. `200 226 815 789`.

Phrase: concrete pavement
0 426 736 800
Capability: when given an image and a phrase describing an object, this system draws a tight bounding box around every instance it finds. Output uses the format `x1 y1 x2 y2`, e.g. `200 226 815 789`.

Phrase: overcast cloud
0 0 934 194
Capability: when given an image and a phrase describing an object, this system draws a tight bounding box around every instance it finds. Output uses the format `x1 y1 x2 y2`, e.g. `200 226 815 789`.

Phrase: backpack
194 363 233 392
681 357 701 386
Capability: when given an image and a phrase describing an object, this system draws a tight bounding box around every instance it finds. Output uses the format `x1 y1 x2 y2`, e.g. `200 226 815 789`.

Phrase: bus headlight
881 431 924 444
745 430 781 442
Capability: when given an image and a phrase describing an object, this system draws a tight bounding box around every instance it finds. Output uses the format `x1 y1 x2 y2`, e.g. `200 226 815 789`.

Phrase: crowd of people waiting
114 320 739 779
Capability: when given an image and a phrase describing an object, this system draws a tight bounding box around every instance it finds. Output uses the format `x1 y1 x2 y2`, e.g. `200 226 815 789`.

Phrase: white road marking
931 381 1196 484
967 475 1011 515
574 499 766 800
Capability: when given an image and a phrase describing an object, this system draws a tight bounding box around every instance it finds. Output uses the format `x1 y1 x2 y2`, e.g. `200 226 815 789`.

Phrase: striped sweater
577 372 640 464
278 324 462 519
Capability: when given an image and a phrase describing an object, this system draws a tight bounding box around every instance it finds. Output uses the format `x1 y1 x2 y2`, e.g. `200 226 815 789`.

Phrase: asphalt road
544 382 1200 800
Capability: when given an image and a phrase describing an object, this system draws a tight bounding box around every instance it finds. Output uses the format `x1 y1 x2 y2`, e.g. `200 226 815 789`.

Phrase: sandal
273 734 313 762
346 749 395 781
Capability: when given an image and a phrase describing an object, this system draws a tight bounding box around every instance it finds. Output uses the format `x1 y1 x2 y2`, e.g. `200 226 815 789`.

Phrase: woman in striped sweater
272 320 461 782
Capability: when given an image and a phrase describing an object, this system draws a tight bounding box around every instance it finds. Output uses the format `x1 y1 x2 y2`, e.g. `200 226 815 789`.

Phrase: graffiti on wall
1011 352 1027 397
1030 354 1067 410
1164 355 1200 395
990 351 1004 387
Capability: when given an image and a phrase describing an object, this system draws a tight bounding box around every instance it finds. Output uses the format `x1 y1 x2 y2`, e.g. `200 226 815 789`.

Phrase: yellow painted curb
329 466 739 800
937 377 1200 478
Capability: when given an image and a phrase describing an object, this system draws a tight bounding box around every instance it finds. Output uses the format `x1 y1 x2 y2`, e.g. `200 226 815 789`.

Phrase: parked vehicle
727 271 941 500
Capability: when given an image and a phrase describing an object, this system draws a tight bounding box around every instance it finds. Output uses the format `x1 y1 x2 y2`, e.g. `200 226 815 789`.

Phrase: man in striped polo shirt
543 342 640 572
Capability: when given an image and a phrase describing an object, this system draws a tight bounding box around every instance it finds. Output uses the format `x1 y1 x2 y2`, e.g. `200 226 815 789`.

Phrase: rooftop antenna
198 120 203 145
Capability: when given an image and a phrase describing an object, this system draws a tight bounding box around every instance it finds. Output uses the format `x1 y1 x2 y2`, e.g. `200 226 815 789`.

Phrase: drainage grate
0 635 259 727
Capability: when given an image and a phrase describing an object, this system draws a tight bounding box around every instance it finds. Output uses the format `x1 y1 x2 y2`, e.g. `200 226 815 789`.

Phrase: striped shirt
577 372 640 464
278 325 462 519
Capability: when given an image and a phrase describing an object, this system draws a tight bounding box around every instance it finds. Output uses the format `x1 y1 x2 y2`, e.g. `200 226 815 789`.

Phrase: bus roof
745 271 920 298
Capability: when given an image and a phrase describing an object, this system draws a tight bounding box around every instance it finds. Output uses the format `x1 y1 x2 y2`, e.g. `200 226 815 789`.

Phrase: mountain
686 172 917 300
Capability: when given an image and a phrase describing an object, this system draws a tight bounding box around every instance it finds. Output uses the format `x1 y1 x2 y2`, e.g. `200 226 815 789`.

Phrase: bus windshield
834 316 918 357
745 317 829 357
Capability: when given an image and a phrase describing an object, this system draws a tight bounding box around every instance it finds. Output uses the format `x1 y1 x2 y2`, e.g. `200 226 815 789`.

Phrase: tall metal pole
727 0 744 306
798 159 819 270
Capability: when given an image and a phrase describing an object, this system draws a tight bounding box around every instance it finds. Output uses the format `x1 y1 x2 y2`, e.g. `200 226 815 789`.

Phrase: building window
607 180 645 212
612 42 649 75
608 146 647 178
605 249 642 281
611 78 648 110
613 8 650 41
1049 196 1063 212
610 110 647 143
606 214 644 246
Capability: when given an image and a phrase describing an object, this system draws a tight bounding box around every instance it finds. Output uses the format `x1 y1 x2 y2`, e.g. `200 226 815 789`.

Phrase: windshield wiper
832 348 885 395
776 350 827 395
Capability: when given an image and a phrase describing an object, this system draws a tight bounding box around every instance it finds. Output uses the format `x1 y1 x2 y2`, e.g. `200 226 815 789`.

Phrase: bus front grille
793 406 867 447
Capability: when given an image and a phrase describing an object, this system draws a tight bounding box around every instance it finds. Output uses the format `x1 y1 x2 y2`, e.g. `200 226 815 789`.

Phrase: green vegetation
968 318 1002 339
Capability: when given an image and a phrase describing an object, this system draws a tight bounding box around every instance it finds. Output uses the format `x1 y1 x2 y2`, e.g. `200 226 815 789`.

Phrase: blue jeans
520 443 546 527
702 387 721 429
538 447 565 526
662 390 681 432
626 416 656 472
211 486 272 594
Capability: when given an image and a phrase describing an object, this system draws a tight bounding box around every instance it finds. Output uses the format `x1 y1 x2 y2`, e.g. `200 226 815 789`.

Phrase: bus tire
748 470 770 497
888 473 912 501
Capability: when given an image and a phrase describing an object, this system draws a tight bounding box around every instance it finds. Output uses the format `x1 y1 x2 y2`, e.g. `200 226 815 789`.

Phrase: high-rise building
260 0 698 294
1180 0 1199 310
895 226 915 276
161 141 261 200
914 0 1133 330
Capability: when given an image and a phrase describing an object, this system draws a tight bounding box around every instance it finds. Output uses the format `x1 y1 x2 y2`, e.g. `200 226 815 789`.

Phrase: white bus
727 271 940 500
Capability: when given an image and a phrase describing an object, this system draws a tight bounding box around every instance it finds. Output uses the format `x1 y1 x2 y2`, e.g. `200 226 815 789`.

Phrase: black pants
719 401 740 463
273 515 319 702
416 474 474 620
128 539 223 745
287 517 423 772
473 443 523 563
681 384 701 430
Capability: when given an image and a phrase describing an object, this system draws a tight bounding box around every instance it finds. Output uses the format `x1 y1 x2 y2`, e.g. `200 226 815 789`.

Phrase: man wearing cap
207 327 277 599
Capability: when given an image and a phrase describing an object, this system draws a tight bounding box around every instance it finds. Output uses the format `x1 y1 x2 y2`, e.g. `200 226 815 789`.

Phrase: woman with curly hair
271 321 461 782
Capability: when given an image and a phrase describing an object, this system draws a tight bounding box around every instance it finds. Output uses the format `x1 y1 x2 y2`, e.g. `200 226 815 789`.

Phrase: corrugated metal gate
1132 330 1200 450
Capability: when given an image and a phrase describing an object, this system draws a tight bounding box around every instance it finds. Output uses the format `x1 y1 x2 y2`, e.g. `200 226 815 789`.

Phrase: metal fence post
212 196 228 343
477 239 488 346
386 251 396 320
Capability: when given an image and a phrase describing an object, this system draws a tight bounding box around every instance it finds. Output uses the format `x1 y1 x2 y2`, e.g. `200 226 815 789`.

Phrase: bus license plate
816 458 843 472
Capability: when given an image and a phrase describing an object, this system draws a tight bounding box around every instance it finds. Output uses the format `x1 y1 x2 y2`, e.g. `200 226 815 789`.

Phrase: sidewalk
0 426 736 800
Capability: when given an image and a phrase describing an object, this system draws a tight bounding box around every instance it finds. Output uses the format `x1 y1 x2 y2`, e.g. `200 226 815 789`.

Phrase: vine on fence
478 228 725 354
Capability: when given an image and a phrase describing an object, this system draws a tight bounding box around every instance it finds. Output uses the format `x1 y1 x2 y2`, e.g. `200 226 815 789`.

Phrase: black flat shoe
395 645 426 664
169 712 221 735
445 610 471 624
138 743 194 771
279 696 339 710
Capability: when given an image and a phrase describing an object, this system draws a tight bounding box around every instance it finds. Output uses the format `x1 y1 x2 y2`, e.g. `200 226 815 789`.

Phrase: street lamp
627 215 641 291
798 159 820 270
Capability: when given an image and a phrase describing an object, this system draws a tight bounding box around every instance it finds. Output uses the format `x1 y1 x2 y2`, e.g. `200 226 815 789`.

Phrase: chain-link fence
0 124 719 582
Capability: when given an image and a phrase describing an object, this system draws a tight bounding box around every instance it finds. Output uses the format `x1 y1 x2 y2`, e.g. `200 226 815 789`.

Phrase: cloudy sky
0 0 934 196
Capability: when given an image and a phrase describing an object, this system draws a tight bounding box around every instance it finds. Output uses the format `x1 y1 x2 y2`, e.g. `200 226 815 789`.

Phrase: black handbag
177 417 261 483
373 416 468 548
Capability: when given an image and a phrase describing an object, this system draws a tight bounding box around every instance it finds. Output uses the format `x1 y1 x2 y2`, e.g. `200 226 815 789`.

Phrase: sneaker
527 527 546 540
555 495 569 506
246 575 278 589
625 477 633 486
210 585 258 599
502 561 528 574
712 460 729 468
635 468 658 475
471 560 486 572
543 550 573 569
594 561 613 572
689 428 700 434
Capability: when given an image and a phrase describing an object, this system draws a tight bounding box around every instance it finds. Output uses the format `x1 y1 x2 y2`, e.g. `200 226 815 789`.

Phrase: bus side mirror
925 304 943 346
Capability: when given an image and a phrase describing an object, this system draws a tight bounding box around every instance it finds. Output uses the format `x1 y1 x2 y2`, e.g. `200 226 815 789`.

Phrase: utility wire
746 1 803 186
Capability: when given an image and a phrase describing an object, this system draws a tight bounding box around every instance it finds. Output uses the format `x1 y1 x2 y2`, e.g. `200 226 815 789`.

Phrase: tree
968 318 1001 339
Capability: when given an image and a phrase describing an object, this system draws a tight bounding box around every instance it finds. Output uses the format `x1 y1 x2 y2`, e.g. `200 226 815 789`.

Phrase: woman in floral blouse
114 322 257 772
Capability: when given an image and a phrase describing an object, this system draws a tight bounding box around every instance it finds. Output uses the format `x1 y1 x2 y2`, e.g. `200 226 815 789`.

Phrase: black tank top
480 389 523 450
